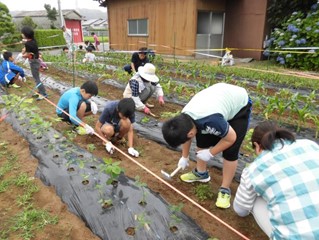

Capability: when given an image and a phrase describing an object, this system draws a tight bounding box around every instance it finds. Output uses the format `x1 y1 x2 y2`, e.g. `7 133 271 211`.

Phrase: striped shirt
234 139 319 239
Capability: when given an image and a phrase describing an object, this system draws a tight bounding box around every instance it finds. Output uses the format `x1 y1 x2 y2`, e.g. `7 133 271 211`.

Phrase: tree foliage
20 16 38 29
0 2 15 39
267 0 317 28
44 4 58 29
265 3 319 71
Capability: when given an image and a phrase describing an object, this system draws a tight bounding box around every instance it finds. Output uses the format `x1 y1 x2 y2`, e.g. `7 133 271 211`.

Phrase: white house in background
82 18 108 30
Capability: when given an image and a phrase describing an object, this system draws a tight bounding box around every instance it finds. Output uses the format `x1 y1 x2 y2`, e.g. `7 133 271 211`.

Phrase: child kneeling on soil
0 51 26 88
95 98 139 157
56 80 98 135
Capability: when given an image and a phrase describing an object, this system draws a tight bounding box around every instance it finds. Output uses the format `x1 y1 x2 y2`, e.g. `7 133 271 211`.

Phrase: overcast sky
0 0 106 12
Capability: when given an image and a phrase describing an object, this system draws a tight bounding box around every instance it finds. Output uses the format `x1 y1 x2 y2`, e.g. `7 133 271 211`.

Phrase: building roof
82 18 101 26
93 0 107 7
12 9 83 20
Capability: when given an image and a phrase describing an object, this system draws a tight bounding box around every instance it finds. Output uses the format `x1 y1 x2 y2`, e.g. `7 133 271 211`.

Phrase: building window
128 19 148 36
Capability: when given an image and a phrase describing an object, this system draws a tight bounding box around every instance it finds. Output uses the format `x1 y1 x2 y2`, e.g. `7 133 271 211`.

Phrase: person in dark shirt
21 26 48 100
123 47 149 75
95 98 139 157
84 41 96 51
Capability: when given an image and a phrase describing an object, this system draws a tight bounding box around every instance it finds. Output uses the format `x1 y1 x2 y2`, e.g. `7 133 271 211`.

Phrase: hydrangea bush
264 3 319 71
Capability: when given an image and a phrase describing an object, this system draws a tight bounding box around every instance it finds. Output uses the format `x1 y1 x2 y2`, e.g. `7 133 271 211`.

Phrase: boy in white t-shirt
162 83 252 209
82 47 95 63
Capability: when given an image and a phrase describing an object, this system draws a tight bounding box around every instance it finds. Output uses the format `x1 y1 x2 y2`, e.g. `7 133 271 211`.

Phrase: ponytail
251 121 295 151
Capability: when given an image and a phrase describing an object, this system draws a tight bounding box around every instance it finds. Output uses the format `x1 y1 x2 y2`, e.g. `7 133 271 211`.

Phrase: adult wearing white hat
123 63 165 114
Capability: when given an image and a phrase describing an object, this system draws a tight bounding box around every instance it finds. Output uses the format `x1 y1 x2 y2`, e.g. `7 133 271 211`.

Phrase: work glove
196 149 214 162
158 96 165 105
90 101 98 115
76 124 94 135
84 124 94 135
144 106 150 114
22 77 27 82
105 142 114 154
128 147 139 157
178 156 189 170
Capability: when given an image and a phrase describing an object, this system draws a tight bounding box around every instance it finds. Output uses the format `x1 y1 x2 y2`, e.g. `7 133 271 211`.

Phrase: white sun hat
138 63 159 83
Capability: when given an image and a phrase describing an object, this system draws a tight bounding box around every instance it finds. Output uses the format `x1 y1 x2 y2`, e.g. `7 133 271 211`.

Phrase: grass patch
10 206 58 240
194 184 214 201
83 36 109 43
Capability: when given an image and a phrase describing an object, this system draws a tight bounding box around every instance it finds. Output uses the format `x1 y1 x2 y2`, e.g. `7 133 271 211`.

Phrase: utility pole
58 0 64 26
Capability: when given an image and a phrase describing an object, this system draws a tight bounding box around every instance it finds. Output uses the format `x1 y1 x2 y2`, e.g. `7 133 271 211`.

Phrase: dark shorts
57 100 91 125
196 98 252 161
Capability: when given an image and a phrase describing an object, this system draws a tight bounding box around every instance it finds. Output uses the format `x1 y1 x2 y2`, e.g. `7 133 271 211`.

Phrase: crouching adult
95 98 139 157
233 121 319 239
123 63 164 115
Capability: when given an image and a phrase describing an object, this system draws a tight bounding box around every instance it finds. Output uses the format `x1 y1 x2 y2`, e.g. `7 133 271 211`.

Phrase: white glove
90 101 98 115
196 149 214 162
128 147 139 157
178 156 189 170
105 142 114 154
84 124 94 135
22 77 27 82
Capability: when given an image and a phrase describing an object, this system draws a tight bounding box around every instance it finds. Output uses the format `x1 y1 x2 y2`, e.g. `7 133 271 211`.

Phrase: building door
65 20 83 43
196 11 224 58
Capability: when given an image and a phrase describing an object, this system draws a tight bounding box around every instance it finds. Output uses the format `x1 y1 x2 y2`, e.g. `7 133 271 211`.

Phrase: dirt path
0 122 100 240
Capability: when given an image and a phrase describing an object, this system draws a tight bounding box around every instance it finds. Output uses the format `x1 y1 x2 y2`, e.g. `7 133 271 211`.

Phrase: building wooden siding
107 0 268 59
224 0 268 60
109 0 224 55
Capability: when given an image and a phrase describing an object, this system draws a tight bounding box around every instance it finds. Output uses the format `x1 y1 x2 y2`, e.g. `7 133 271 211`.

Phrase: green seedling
169 203 184 228
87 143 96 152
135 212 151 231
98 198 113 209
100 158 124 186
134 175 148 205
141 116 150 123
160 110 181 119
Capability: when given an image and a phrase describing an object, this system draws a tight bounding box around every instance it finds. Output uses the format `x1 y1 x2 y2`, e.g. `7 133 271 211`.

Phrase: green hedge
35 29 65 47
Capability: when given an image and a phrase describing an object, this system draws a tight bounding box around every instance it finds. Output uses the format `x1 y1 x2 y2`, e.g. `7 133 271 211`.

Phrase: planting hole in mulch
78 154 84 158
82 180 89 185
125 227 136 236
101 201 113 209
111 180 118 188
67 167 75 172
36 136 42 139
90 165 97 169
169 226 178 233
138 200 147 206
53 154 59 158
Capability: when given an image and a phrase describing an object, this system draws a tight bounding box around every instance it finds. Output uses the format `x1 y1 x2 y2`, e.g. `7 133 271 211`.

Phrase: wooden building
95 0 268 60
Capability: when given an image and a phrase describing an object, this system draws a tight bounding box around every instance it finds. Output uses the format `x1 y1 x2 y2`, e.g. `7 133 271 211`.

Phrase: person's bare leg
118 119 130 139
196 159 207 172
77 102 87 120
221 159 237 188
101 124 115 140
